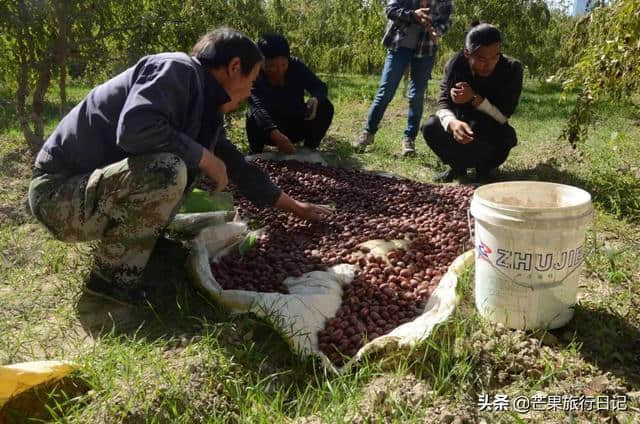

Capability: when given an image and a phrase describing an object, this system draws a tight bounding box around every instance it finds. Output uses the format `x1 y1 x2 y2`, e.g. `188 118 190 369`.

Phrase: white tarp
186 151 474 371
245 148 329 166
187 221 473 372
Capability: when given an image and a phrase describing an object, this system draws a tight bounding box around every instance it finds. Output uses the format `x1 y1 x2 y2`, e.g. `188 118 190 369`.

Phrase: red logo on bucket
477 242 492 259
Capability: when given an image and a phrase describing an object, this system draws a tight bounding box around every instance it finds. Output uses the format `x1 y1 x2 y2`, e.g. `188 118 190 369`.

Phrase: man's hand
450 82 475 104
427 25 439 43
413 8 431 26
274 192 333 221
270 129 296 154
294 202 333 221
449 119 474 144
198 149 228 192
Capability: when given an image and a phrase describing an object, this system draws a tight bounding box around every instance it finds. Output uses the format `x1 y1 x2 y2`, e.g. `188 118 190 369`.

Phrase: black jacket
34 52 281 208
247 57 328 133
437 51 523 121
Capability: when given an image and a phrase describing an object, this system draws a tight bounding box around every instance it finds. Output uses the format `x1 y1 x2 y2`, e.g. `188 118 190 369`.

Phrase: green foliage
238 231 258 258
558 0 640 146
603 242 631 283
0 0 145 149
583 129 640 220
3 0 637 154
178 188 234 214
264 0 386 75
68 0 267 83
441 0 556 76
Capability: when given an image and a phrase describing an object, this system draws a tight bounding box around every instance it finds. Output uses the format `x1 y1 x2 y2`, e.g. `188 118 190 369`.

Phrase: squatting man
246 33 334 155
28 28 333 306
422 22 523 182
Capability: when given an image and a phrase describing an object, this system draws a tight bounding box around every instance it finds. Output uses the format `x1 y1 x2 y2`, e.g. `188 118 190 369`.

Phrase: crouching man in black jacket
246 33 334 154
422 22 523 183
28 27 332 305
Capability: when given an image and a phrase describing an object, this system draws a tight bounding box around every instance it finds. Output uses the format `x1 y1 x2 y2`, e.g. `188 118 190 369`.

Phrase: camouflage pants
28 153 188 288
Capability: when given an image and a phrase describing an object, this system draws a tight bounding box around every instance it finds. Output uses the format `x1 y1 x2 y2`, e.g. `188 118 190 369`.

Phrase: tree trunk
15 0 56 152
54 0 71 117
15 0 40 152
16 54 40 152
31 52 53 148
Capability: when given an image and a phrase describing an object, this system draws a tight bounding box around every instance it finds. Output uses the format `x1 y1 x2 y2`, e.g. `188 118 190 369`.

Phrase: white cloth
436 97 508 132
305 97 318 121
188 219 473 372
436 108 456 131
475 98 508 124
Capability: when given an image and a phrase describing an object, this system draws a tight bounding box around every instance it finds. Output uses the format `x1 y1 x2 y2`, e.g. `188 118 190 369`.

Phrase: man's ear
227 57 242 77
463 48 470 59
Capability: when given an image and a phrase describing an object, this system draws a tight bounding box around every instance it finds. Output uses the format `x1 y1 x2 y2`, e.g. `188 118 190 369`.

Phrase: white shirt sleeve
435 109 456 131
475 98 508 124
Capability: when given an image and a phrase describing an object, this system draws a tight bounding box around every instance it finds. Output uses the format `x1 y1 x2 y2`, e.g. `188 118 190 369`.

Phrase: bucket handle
467 208 588 291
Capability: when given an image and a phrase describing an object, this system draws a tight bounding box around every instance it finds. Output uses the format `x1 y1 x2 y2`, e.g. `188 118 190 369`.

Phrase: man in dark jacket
246 33 334 154
422 23 523 182
28 28 332 305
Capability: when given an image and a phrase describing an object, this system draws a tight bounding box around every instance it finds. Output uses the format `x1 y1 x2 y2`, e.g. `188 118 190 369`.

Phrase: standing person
28 27 332 305
353 0 452 156
246 33 334 154
422 23 523 183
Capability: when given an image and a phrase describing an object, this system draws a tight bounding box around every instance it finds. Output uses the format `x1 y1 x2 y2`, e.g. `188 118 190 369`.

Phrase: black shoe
474 167 498 184
302 142 319 151
434 167 467 183
154 235 183 253
82 272 150 306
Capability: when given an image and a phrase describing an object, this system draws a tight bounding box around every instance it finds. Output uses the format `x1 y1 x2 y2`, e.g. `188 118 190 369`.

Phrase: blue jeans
365 47 436 139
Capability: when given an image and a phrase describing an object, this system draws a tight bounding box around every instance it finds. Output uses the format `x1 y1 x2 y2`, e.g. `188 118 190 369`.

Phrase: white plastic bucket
469 181 593 329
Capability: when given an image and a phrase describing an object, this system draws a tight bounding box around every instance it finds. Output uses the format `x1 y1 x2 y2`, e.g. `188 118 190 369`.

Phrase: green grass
1 75 639 423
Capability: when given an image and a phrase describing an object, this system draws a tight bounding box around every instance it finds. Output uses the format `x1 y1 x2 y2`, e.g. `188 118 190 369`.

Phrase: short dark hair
465 22 502 54
191 27 264 75
257 33 290 59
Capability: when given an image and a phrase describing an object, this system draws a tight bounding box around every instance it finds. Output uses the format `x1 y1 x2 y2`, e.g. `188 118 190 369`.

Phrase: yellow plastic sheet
0 361 74 406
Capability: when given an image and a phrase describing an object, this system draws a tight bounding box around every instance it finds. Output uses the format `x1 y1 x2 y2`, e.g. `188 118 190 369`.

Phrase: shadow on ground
75 239 316 384
320 134 362 169
551 305 640 390
0 147 31 174
76 240 224 341
488 161 592 192
0 376 90 424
